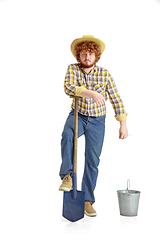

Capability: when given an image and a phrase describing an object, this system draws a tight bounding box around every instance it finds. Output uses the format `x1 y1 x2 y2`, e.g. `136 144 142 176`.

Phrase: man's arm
106 72 128 121
106 72 128 139
78 89 105 106
64 64 105 106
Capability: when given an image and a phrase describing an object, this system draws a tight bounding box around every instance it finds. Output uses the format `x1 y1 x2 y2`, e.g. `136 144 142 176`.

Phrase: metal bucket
117 180 140 217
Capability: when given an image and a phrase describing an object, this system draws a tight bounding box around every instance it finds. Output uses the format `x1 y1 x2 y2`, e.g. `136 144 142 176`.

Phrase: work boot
59 173 73 191
85 201 97 217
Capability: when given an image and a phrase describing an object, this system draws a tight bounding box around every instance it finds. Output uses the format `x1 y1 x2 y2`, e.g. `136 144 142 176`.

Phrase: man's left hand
119 120 128 139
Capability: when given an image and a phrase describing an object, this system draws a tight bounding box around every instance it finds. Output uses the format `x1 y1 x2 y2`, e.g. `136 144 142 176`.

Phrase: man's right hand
78 89 105 106
91 91 105 106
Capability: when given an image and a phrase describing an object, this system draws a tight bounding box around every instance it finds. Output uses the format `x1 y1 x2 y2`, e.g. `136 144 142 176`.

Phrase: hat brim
71 35 105 58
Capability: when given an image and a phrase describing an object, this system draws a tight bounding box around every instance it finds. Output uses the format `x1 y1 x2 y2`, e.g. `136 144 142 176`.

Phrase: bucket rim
117 190 141 194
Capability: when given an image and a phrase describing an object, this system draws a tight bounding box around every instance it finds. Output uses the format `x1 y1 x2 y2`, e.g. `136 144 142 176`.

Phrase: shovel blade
63 190 85 222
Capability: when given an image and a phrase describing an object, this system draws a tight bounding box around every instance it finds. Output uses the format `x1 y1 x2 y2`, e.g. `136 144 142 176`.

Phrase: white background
0 0 160 239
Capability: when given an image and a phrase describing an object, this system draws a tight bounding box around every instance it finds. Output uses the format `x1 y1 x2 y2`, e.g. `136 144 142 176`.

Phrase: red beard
80 60 96 69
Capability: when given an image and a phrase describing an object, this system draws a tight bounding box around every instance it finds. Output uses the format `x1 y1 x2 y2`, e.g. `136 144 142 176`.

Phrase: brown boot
85 201 97 217
59 174 73 191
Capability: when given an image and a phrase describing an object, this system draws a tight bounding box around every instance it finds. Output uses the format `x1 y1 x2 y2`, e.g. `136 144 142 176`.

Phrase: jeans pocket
97 115 106 124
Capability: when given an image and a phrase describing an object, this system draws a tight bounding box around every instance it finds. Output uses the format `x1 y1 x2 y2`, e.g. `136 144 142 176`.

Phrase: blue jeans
59 109 105 203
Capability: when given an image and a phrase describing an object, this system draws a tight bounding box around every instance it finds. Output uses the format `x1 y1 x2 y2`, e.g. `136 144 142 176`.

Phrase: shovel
62 96 85 222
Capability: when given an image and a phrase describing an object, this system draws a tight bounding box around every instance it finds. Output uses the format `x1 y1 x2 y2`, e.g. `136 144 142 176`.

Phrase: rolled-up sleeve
64 65 77 96
64 64 86 96
106 72 128 121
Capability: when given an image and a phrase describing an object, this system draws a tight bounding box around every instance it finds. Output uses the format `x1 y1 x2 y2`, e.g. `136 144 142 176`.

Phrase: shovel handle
70 96 82 175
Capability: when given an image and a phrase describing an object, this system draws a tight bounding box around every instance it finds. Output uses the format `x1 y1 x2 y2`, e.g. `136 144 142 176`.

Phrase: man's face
79 51 96 68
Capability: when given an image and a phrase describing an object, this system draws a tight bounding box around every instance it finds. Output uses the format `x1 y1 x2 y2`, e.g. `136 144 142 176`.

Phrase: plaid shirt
64 63 128 120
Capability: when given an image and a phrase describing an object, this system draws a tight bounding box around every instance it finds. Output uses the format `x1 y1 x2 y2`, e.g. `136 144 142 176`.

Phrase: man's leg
82 115 106 203
59 110 86 180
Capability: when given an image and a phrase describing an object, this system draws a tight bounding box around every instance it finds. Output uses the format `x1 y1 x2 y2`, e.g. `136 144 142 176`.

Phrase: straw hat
71 35 105 58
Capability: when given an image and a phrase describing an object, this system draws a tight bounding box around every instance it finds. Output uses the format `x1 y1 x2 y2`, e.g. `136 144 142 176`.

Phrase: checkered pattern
64 63 127 119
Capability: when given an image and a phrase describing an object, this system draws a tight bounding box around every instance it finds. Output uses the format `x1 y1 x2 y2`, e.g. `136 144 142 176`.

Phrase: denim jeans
59 109 105 203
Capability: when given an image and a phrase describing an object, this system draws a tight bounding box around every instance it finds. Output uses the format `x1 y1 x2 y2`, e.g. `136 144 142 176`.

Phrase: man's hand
91 92 105 106
119 120 128 139
78 89 105 106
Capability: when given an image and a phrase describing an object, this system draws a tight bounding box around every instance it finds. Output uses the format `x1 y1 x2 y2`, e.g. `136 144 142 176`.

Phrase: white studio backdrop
0 0 160 239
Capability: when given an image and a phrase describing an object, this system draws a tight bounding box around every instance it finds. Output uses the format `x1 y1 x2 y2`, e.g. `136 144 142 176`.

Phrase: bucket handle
126 179 130 193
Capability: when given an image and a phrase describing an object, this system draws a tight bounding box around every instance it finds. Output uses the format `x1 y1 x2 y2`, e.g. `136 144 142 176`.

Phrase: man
59 35 128 217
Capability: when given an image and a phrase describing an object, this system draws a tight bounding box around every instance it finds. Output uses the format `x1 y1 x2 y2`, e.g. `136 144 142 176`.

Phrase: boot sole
59 187 73 192
85 211 97 217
